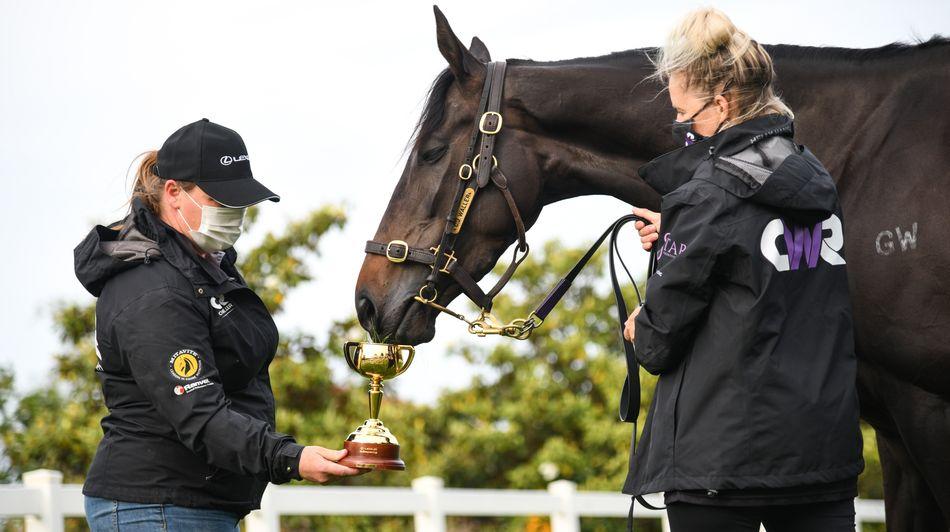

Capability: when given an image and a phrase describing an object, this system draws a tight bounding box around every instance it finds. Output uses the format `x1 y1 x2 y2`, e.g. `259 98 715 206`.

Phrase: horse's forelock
406 68 456 155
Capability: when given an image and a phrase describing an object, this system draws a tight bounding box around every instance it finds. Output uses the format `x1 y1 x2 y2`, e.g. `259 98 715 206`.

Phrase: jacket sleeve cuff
271 441 306 484
634 311 671 375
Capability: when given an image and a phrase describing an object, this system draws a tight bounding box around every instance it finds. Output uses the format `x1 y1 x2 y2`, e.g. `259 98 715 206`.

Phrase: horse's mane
766 34 950 61
508 48 656 66
408 50 654 151
409 35 948 151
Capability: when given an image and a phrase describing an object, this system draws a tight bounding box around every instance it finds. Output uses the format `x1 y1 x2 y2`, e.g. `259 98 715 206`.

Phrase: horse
355 7 950 530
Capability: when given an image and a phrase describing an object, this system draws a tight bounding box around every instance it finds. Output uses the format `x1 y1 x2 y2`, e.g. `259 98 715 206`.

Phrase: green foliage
0 303 105 483
0 203 884 532
398 240 655 494
238 205 347 314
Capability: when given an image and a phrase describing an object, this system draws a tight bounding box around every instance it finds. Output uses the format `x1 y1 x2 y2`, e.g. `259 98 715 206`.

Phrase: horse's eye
419 145 448 164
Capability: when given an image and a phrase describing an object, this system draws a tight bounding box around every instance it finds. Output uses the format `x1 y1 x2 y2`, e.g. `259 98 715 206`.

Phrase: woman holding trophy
74 118 362 530
621 8 864 532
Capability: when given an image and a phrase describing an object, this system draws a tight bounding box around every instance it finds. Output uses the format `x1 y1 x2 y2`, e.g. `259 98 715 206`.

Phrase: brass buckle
458 163 473 180
438 250 457 274
479 111 503 134
471 154 498 171
385 240 408 263
427 246 457 274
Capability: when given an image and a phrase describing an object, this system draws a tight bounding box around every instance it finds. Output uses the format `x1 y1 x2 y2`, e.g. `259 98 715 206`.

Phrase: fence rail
0 469 886 532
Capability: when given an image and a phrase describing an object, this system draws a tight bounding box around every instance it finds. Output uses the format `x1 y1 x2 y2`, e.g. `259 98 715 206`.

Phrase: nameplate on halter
452 188 476 234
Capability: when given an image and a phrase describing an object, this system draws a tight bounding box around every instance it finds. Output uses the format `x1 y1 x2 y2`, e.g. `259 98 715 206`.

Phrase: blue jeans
84 496 241 532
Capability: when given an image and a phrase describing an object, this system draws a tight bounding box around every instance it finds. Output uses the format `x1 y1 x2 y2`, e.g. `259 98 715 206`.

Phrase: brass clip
466 310 543 340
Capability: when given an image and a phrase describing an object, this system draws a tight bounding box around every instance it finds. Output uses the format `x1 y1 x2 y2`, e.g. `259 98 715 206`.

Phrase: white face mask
176 188 246 252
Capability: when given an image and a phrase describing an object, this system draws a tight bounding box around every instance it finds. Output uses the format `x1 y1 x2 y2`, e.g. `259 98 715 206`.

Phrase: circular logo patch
168 349 202 380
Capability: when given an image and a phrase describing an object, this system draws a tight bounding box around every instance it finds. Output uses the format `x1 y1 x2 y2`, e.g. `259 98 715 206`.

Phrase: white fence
0 469 886 532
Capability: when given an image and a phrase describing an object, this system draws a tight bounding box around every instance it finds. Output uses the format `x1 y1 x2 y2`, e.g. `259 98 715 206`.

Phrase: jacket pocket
670 352 692 467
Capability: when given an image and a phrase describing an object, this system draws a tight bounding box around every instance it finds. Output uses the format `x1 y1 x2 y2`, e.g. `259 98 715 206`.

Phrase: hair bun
648 7 793 126
684 7 737 55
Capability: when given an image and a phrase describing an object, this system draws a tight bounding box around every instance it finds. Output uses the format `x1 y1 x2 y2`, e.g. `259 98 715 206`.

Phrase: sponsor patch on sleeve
168 349 202 381
173 378 213 396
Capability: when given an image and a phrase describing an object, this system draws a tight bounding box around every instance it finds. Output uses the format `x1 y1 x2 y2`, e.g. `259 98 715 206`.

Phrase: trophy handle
394 345 415 377
343 342 361 372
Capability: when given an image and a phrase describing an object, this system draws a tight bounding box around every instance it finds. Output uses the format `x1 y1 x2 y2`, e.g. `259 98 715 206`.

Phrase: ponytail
128 151 195 214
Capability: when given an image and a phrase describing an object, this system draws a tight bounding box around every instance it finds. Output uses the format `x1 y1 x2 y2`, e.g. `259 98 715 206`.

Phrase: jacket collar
131 197 234 289
638 113 795 195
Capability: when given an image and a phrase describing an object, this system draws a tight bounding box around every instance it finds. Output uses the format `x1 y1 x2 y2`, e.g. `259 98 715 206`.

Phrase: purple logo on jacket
761 214 847 271
657 232 686 260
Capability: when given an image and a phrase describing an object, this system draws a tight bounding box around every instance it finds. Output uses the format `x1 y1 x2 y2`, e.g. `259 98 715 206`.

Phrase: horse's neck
505 43 945 208
505 54 670 210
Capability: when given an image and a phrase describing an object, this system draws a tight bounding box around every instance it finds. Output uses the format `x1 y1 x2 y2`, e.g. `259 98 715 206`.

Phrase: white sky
1 0 947 404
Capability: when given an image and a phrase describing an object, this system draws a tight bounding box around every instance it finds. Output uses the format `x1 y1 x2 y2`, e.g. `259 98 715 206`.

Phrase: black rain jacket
74 198 304 517
623 114 864 499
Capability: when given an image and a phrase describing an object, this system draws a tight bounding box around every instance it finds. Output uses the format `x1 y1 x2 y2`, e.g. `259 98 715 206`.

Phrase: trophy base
339 440 406 470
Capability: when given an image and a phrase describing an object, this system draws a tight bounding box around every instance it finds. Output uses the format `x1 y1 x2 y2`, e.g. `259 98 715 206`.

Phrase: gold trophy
339 341 415 470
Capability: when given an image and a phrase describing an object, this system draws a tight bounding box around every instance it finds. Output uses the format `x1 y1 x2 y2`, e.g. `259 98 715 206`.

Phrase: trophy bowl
339 341 415 470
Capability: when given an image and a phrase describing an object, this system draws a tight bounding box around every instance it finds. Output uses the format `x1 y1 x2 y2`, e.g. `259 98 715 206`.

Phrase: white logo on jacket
209 294 235 317
173 378 212 396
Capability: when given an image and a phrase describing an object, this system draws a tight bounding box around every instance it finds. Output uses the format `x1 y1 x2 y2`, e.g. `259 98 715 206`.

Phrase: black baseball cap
154 118 280 208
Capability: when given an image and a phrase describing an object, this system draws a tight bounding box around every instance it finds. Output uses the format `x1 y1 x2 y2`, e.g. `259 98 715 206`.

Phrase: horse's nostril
357 294 377 330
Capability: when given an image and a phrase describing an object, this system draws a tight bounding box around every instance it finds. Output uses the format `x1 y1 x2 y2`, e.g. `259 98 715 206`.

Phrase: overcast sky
1 0 947 404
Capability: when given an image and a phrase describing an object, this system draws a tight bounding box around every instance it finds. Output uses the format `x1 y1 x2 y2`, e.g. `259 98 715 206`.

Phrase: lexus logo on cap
220 155 249 166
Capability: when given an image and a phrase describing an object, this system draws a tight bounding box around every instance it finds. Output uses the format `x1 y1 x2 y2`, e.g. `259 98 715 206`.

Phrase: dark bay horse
355 7 950 530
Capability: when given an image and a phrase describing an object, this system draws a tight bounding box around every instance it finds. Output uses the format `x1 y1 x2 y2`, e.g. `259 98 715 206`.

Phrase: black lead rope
533 214 665 529
531 214 666 526
606 217 667 526
532 214 656 425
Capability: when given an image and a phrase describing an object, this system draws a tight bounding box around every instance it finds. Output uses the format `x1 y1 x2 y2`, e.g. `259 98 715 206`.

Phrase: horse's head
355 8 547 345
356 7 662 345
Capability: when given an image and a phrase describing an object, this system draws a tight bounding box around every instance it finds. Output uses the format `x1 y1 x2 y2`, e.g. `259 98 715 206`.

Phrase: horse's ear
434 5 483 81
469 36 491 63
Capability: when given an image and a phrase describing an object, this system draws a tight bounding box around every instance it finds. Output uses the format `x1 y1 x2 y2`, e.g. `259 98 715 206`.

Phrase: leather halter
365 61 535 337
365 60 657 345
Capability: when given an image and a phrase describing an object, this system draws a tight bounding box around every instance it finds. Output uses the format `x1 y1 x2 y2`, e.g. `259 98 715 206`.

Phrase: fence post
22 469 64 532
547 480 580 532
412 476 446 532
244 483 279 532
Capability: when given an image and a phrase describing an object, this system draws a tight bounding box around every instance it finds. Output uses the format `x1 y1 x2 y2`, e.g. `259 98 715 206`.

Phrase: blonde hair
129 150 195 213
649 7 793 128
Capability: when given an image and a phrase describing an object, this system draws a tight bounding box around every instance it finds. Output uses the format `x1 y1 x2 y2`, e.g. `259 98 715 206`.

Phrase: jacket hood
638 113 837 224
74 206 163 297
712 128 838 225
74 198 238 297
